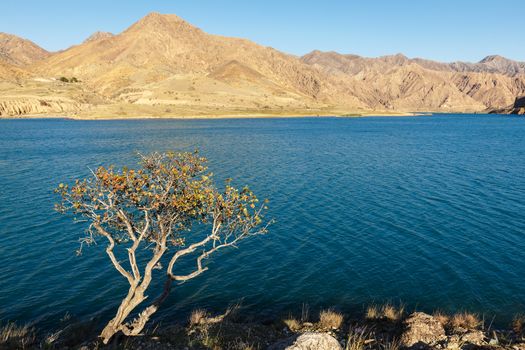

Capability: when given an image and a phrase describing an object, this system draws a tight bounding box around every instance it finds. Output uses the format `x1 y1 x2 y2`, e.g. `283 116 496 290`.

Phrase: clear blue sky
1 0 523 62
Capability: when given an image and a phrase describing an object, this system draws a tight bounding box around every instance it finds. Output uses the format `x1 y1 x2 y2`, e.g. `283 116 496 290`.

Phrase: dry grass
513 314 525 335
366 305 380 320
345 327 370 350
433 311 451 326
379 337 401 350
283 318 301 331
450 312 480 330
189 308 210 327
382 304 404 321
366 303 404 321
0 322 36 348
318 309 344 329
189 303 241 328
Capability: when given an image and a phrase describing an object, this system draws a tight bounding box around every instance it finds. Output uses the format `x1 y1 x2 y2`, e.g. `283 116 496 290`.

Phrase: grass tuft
189 308 210 327
345 327 370 350
433 311 451 326
379 337 400 350
450 312 480 330
366 303 404 321
0 322 36 349
318 309 344 329
366 305 380 320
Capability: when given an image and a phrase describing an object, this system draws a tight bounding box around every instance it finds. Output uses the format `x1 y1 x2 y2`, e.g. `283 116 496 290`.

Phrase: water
1 114 525 329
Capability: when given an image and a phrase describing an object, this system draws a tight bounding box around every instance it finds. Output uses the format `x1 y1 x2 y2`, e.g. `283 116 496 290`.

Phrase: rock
401 312 447 349
489 338 499 345
270 332 342 350
444 335 461 350
459 330 485 346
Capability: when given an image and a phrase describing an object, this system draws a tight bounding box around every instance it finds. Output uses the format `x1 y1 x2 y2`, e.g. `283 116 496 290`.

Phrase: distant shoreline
2 111 433 120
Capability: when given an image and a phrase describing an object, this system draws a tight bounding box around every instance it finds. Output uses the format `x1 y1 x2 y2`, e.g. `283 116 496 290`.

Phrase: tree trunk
99 287 146 344
99 278 173 344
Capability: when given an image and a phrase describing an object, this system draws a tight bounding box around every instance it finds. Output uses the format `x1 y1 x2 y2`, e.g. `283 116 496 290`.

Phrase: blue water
1 115 525 329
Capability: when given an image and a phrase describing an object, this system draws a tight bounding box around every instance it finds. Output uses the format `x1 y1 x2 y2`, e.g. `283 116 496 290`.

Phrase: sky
0 0 523 63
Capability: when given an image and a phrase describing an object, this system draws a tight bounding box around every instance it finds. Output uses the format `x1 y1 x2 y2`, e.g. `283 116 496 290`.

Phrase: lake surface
1 114 525 329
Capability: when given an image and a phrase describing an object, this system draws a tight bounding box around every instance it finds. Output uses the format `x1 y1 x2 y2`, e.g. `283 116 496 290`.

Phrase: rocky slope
0 32 50 66
0 12 524 118
301 51 525 111
490 95 525 115
31 12 362 115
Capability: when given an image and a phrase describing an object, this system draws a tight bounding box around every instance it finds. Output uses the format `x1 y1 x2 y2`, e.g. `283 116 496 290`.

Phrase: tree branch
93 223 134 285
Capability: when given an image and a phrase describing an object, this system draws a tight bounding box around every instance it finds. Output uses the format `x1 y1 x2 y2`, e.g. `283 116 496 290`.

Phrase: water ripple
1 115 525 329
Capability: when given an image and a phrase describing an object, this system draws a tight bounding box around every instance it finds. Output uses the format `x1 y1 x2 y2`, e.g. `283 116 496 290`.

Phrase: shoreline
1 111 443 120
3 303 524 349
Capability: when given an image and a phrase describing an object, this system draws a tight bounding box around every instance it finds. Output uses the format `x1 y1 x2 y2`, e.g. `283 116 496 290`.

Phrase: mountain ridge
0 12 523 118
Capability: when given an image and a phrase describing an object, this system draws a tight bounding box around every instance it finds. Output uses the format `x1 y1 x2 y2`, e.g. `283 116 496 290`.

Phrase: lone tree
55 151 269 344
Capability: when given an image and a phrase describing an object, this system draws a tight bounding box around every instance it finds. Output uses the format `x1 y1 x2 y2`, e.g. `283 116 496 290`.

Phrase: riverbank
1 107 423 120
3 304 525 349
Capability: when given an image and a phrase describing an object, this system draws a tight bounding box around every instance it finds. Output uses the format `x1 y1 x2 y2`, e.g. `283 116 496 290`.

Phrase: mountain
302 50 525 76
35 12 325 97
30 12 365 117
301 50 525 111
0 33 50 66
1 12 524 117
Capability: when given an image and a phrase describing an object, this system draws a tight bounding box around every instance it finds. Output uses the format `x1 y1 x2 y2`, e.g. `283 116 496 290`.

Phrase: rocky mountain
0 33 50 66
301 50 525 111
27 12 364 117
302 51 525 76
0 12 524 117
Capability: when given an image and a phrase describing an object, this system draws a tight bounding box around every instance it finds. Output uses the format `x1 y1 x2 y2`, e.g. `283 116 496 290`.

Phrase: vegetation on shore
2 303 525 349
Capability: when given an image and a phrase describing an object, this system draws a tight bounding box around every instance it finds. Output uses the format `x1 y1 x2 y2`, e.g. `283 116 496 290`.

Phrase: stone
459 330 485 346
401 312 447 349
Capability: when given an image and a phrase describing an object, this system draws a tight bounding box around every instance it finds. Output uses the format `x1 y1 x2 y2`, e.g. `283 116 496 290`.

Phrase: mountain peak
0 32 50 66
134 12 186 27
480 55 510 64
83 31 114 44
124 12 200 36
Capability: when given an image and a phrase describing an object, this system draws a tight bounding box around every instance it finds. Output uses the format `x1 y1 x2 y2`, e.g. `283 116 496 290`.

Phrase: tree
55 151 269 344
58 77 69 83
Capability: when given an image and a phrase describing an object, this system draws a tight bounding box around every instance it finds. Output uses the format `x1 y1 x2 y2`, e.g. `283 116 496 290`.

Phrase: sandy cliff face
0 97 81 116
0 13 524 118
